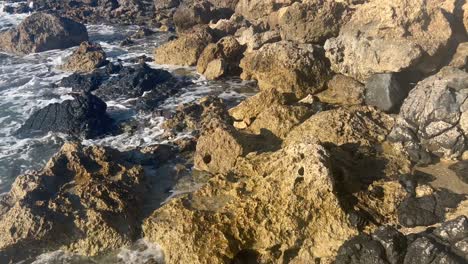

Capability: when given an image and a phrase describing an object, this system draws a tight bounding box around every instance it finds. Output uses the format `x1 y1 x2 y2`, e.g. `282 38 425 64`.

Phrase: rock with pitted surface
335 216 468 264
240 41 330 99
0 143 150 263
235 27 281 52
324 0 456 82
389 67 468 163
59 41 107 73
0 12 88 54
196 36 245 79
316 74 365 106
450 42 468 71
270 0 349 44
154 26 215 66
235 0 295 21
16 93 113 139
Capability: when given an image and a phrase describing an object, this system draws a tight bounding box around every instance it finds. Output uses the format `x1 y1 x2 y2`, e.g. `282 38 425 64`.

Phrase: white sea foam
116 239 165 264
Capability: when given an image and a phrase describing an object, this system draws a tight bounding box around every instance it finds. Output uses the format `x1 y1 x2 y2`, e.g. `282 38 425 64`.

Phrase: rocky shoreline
0 0 467 263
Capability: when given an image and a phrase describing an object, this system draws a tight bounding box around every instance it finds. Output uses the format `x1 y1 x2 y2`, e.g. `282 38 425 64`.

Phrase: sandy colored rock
0 143 149 262
389 67 468 162
324 0 455 82
59 41 107 73
196 36 245 79
449 42 468 70
154 26 214 66
235 27 281 52
235 0 295 21
144 141 359 264
240 41 330 99
271 1 349 44
316 74 365 105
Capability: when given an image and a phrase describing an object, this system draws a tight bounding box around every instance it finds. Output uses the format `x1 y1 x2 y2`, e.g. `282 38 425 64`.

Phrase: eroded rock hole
231 249 260 264
203 154 212 164
298 167 305 176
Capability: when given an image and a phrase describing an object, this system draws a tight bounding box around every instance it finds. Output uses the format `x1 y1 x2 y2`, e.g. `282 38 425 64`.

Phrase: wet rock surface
0 12 88 54
16 93 113 139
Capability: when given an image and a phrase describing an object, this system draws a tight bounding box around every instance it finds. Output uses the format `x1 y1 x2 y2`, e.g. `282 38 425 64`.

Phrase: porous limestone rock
235 0 295 21
389 67 468 163
0 12 88 54
0 143 150 263
196 36 245 79
240 41 330 99
316 74 365 106
144 141 359 264
235 27 281 52
450 42 468 71
173 0 214 32
59 41 107 73
324 0 455 82
154 26 215 66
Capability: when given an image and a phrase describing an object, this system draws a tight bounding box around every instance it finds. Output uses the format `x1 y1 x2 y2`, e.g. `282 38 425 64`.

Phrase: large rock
0 12 88 54
450 42 468 71
144 141 359 263
389 67 468 162
240 41 330 99
173 0 214 32
271 0 349 44
59 41 107 73
0 143 149 262
16 93 113 139
316 74 365 106
196 36 245 79
365 73 407 113
154 26 215 66
235 0 294 21
235 27 281 52
324 0 455 82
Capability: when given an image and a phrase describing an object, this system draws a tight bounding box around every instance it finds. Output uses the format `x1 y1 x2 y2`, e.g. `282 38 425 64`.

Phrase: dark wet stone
334 234 388 264
404 237 464 264
372 227 407 264
365 73 407 113
60 72 105 93
16 93 113 139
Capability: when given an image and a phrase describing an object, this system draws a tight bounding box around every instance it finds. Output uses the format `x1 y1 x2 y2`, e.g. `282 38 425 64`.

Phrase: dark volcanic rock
365 73 407 113
0 12 88 54
16 93 113 139
397 190 465 228
335 217 468 264
60 72 106 93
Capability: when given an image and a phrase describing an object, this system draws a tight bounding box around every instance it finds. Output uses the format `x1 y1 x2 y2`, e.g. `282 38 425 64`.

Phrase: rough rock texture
450 42 468 71
324 0 455 82
316 74 365 106
16 93 113 139
196 36 245 79
365 73 407 113
335 216 468 264
235 0 294 21
271 0 349 44
0 143 148 263
0 12 88 54
235 27 281 52
173 0 214 32
240 41 330 99
154 26 215 66
389 67 468 163
144 141 359 264
59 41 107 73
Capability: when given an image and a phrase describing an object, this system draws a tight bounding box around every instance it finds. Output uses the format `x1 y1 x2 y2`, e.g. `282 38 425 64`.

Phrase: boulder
173 0 214 32
235 27 281 52
0 143 149 262
271 1 349 44
196 36 245 79
449 42 468 71
144 141 359 263
324 0 455 82
16 93 113 139
154 26 215 66
316 74 365 106
389 67 468 162
240 41 330 99
0 12 88 54
59 41 107 73
235 0 295 21
365 73 407 113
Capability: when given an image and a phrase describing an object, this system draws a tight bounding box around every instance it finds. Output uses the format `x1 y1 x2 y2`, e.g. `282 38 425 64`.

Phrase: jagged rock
397 189 465 228
154 26 215 66
235 27 281 52
335 217 468 264
59 41 107 73
173 0 214 32
196 36 245 79
365 73 407 113
16 93 113 139
240 41 330 99
0 12 88 54
389 67 468 163
144 141 359 263
235 0 295 21
449 161 468 184
324 0 455 82
59 62 123 93
316 74 365 106
270 0 349 44
0 143 154 262
450 42 468 70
